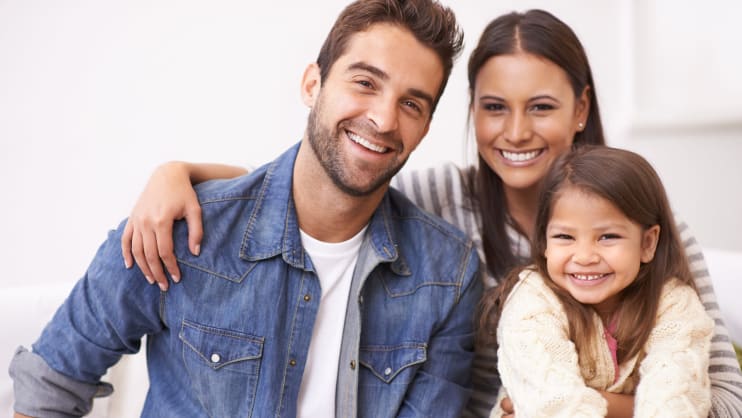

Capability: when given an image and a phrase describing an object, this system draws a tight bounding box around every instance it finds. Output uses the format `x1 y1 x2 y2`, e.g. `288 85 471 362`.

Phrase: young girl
483 145 714 417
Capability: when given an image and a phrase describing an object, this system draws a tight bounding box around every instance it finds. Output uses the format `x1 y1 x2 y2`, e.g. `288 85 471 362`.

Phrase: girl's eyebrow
546 223 573 231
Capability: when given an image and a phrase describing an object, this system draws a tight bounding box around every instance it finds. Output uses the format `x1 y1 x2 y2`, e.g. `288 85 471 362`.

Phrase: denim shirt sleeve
9 224 164 416
397 247 483 417
9 346 113 418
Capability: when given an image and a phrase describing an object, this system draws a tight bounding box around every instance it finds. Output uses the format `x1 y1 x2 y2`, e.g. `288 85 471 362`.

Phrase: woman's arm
675 217 742 416
121 161 247 290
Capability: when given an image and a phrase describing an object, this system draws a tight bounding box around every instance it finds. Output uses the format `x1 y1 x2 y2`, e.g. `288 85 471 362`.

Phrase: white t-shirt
296 226 366 418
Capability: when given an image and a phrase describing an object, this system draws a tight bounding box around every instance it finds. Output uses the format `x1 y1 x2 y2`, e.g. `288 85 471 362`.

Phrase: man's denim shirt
10 143 482 418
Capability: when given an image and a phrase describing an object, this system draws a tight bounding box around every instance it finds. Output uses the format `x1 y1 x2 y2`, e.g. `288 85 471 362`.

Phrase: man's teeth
572 273 607 281
348 132 387 153
502 150 540 162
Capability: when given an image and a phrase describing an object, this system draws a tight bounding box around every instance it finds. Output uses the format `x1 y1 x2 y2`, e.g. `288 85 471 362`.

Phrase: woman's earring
578 122 585 130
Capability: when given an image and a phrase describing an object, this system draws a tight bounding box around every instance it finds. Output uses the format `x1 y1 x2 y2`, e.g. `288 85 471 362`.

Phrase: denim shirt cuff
9 346 114 418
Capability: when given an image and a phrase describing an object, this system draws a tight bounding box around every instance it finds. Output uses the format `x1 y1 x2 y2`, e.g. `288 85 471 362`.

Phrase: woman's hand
121 161 203 291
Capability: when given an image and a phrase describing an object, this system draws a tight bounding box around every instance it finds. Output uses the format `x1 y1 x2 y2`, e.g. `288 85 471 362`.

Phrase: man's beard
306 99 407 197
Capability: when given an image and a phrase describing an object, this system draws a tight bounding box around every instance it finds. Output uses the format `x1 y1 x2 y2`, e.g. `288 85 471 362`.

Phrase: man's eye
403 100 422 113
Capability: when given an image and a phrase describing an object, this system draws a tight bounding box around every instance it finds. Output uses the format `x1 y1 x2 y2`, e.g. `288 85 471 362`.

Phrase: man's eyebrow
347 61 435 111
347 61 389 81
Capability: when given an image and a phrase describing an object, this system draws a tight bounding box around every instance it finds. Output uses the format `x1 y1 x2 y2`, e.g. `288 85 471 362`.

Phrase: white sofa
0 281 147 417
2 249 740 416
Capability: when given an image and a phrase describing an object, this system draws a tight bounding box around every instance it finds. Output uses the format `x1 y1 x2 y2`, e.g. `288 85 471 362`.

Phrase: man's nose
367 96 400 133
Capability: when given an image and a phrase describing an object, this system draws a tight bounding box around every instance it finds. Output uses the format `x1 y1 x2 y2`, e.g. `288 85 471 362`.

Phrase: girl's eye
599 233 621 241
550 233 573 240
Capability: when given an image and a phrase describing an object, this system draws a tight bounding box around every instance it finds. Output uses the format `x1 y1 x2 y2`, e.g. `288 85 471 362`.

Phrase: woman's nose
503 113 532 144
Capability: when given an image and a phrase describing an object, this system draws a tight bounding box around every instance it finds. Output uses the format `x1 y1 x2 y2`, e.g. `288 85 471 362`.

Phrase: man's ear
641 224 661 263
301 63 321 108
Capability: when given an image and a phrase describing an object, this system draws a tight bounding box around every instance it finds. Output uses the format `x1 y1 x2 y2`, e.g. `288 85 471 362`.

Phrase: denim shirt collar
239 141 410 276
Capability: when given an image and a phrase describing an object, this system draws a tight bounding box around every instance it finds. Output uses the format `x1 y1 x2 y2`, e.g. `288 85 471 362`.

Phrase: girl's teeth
572 274 606 281
348 132 387 153
502 150 540 162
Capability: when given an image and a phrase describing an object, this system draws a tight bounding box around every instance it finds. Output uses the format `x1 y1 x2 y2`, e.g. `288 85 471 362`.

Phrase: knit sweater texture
491 268 713 417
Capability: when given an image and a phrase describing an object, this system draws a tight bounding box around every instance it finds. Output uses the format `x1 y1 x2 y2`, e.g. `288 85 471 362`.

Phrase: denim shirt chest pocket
359 343 427 385
179 320 264 417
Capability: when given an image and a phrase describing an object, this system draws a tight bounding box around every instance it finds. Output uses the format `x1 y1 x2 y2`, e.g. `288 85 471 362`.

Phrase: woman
121 10 742 417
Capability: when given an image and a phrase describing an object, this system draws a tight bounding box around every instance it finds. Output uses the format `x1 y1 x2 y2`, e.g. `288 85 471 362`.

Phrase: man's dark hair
316 0 463 115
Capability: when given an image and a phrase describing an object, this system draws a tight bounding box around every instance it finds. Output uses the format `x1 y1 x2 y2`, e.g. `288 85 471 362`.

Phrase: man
9 1 481 417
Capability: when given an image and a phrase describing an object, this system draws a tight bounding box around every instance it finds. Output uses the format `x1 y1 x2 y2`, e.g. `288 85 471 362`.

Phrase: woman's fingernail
172 274 180 283
158 282 168 292
194 245 200 256
145 276 154 285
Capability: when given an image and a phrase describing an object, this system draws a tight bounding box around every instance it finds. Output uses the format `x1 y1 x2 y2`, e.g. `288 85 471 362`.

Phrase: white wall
2 0 741 290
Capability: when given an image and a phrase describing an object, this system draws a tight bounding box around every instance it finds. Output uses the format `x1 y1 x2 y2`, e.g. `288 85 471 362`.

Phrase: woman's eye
482 103 505 112
356 79 373 89
530 103 554 112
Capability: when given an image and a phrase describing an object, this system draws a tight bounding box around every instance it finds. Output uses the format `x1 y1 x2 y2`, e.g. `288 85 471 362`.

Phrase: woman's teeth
348 131 387 153
501 149 540 162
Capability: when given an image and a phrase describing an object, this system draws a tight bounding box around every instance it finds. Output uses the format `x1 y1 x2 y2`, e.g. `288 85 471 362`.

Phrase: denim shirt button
384 367 392 376
210 353 221 363
289 359 297 367
303 294 311 302
350 360 356 370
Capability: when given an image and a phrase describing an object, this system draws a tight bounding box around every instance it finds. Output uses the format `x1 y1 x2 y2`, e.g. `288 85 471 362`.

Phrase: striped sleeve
392 164 484 272
676 215 742 417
